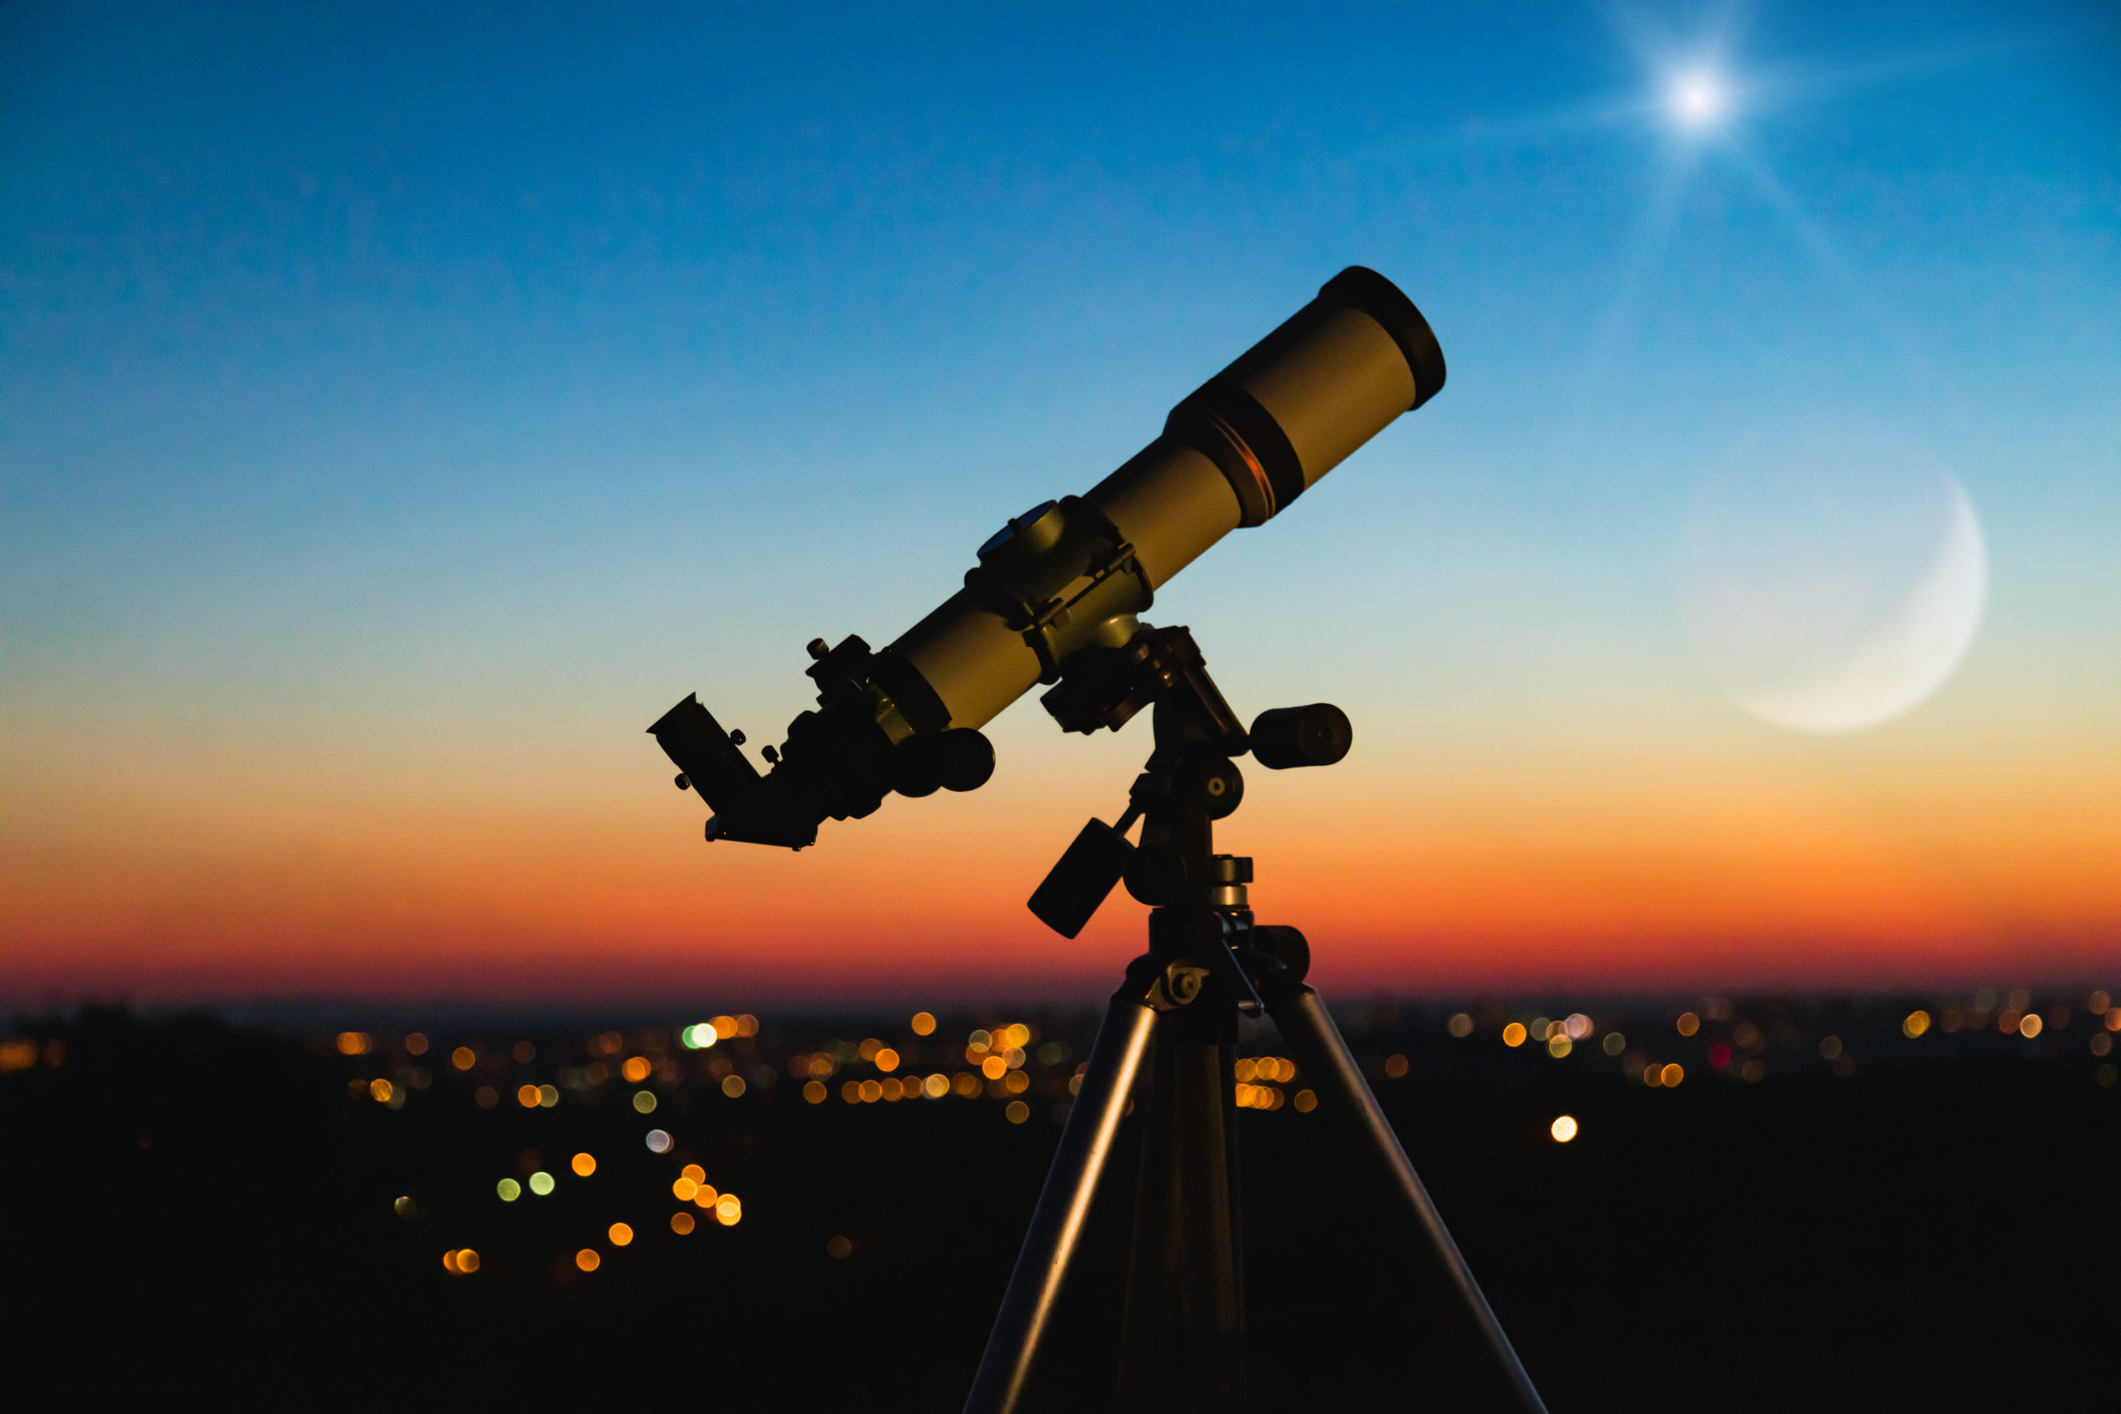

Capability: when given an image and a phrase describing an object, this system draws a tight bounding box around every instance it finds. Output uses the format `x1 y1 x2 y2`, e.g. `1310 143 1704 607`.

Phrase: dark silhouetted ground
2 996 2114 1408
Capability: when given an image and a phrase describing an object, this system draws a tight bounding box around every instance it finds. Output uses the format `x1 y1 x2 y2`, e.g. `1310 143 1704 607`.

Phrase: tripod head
1027 623 1350 946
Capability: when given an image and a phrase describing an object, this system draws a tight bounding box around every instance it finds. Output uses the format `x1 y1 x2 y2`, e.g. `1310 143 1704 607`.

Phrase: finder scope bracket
968 495 1152 684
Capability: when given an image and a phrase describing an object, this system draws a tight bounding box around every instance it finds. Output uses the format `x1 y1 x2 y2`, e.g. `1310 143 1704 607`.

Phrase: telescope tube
892 266 1443 730
650 266 1444 847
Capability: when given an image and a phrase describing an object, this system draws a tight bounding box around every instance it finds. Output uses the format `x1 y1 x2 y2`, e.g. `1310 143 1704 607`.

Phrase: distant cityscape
6 981 2117 1407
14 985 2107 1287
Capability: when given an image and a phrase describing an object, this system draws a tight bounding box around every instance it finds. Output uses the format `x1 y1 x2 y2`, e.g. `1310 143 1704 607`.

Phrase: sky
4 1 2117 1009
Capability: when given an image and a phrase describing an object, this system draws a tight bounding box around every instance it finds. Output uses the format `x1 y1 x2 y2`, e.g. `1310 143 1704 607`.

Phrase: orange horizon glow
8 738 2117 1008
9 658 2118 1011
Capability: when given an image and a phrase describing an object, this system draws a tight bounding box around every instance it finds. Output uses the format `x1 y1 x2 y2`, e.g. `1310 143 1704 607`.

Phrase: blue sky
4 2 2117 1001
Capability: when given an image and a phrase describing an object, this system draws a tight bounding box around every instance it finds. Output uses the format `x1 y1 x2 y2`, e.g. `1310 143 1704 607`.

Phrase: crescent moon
1733 477 1987 733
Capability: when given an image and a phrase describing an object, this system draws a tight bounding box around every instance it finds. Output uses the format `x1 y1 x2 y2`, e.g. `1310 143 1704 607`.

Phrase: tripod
961 627 1548 1414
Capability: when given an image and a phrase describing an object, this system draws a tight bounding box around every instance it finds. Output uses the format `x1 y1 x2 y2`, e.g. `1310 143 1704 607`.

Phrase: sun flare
1672 72 1726 125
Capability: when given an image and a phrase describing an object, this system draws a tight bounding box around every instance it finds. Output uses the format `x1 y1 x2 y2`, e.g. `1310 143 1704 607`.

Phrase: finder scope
650 266 1445 848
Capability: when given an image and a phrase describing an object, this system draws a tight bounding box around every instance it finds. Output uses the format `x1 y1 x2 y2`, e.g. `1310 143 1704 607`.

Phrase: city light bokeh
216 987 2121 1286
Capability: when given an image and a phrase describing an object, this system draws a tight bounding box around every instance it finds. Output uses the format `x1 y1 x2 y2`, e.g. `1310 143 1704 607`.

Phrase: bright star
1672 71 1726 125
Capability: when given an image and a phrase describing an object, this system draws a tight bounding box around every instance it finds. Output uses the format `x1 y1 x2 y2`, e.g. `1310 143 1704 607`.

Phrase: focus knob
895 728 997 798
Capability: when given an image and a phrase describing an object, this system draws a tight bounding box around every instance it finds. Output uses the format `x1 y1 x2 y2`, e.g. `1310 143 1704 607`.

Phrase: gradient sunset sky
5 2 2117 1007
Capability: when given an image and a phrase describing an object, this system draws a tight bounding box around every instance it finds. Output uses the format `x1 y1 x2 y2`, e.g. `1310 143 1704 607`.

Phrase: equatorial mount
1027 623 1351 943
962 624 1546 1414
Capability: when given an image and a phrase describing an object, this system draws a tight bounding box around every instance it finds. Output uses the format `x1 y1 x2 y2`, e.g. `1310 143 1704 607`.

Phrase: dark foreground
2 998 2115 1409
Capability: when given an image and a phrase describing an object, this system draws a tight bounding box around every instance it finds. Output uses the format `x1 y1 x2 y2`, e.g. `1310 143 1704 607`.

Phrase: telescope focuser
648 634 993 850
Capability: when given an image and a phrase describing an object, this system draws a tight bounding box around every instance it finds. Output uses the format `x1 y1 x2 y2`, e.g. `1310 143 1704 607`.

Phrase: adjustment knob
1248 704 1353 769
1124 843 1188 906
1190 759 1245 819
894 728 997 799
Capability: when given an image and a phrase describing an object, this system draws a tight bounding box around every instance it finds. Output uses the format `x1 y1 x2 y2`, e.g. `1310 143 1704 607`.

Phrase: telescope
646 269 1546 1414
649 266 1444 851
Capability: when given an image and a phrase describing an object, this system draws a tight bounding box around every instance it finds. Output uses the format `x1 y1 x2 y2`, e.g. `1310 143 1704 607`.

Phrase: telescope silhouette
646 269 1546 1414
650 266 1442 850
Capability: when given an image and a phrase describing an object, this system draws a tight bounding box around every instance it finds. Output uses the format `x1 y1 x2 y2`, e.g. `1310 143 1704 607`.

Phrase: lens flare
1672 72 1724 124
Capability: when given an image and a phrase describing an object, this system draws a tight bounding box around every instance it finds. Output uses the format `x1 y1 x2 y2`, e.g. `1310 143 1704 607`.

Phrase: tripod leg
1117 1024 1249 1414
963 962 1160 1414
1115 1026 1180 1413
1265 982 1549 1414
1171 1036 1246 1414
1120 944 1251 1414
